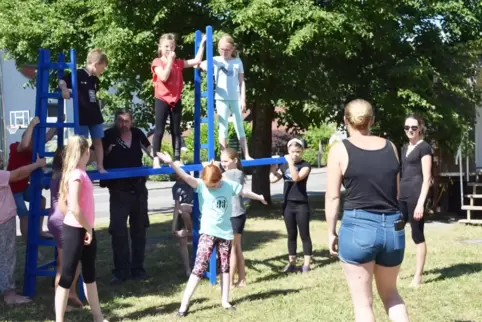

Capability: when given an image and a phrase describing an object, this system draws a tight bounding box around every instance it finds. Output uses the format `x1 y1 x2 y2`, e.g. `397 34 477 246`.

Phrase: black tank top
342 139 399 213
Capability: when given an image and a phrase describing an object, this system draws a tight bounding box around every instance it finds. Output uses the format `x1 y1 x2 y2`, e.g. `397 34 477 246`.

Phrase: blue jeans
78 124 104 139
338 210 405 267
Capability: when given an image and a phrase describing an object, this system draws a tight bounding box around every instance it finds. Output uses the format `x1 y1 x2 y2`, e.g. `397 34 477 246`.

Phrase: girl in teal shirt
156 152 265 317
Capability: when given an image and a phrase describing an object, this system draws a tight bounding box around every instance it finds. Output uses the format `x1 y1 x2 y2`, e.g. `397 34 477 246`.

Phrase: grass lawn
3 197 482 321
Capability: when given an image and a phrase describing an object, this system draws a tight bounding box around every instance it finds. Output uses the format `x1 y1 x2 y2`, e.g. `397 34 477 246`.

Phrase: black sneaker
110 274 127 285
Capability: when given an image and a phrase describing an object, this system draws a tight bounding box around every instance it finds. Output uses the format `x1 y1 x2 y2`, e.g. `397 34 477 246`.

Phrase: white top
213 56 244 101
406 139 424 157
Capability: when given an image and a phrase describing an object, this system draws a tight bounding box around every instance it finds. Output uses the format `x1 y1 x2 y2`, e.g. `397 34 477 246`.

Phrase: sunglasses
404 125 419 131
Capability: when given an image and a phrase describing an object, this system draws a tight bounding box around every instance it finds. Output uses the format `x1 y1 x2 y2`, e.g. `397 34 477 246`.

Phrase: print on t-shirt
219 65 234 77
214 196 228 214
88 90 97 103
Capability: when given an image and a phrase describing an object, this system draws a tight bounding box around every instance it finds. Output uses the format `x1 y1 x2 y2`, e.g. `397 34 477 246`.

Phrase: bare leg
93 139 106 173
375 264 409 322
410 242 426 287
83 282 107 322
230 235 240 287
179 274 201 312
179 237 191 276
220 273 233 308
219 137 227 152
342 261 376 322
239 137 252 160
235 238 247 287
19 216 28 243
55 286 70 322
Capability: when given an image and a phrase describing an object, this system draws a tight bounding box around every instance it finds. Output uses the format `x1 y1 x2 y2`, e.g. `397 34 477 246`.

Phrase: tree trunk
251 100 275 204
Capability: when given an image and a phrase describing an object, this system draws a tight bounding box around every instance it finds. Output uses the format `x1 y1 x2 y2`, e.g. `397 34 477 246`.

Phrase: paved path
17 168 328 236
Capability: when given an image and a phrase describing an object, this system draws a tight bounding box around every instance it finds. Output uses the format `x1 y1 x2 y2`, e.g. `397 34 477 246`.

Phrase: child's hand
284 154 294 164
61 88 71 99
35 154 47 169
157 151 173 164
84 229 93 245
168 51 176 61
30 116 40 126
240 100 246 113
259 194 268 205
201 34 207 43
270 164 278 173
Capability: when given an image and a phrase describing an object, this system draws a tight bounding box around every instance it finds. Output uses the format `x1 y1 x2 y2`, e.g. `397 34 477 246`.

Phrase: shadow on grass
424 263 482 284
232 288 301 304
248 249 338 283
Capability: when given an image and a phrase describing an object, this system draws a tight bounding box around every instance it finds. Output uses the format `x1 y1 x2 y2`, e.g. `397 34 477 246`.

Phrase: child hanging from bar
156 151 266 317
151 33 206 168
59 48 109 173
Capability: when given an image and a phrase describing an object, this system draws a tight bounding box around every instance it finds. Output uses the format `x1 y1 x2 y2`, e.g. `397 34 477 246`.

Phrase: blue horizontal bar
241 157 286 167
42 152 55 157
37 122 75 128
201 92 208 98
40 92 61 99
38 62 74 70
200 144 209 149
200 118 209 123
34 269 56 277
37 260 56 270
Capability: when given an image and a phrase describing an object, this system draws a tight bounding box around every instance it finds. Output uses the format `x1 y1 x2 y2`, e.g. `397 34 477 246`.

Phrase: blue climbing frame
23 25 286 296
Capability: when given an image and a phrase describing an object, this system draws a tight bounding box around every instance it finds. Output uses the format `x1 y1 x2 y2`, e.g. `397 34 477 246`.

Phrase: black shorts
231 214 247 234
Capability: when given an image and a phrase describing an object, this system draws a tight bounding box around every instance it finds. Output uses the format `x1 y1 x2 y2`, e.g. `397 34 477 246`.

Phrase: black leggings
399 200 425 244
283 201 312 256
58 224 97 289
152 98 183 161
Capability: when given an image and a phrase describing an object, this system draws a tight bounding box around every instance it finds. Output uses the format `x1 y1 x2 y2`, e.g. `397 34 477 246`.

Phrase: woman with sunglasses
399 115 432 288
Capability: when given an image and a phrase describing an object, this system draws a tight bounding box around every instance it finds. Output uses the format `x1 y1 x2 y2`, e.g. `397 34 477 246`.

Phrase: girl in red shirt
151 33 206 168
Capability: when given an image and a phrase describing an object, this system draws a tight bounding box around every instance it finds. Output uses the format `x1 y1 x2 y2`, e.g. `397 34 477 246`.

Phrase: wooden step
465 194 482 198
458 219 482 225
461 205 482 211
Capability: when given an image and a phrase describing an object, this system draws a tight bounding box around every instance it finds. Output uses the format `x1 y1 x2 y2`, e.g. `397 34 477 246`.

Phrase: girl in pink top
54 135 107 322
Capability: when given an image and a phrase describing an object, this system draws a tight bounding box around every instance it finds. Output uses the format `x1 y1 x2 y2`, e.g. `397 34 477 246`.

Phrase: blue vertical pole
57 53 65 148
192 30 202 264
206 26 215 161
205 26 217 284
70 49 79 135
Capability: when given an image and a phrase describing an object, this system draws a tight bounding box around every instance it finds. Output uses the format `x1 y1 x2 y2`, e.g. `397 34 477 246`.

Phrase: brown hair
219 34 238 58
344 99 374 131
52 146 65 180
87 48 108 66
222 148 246 184
158 33 176 57
200 163 223 188
405 114 425 136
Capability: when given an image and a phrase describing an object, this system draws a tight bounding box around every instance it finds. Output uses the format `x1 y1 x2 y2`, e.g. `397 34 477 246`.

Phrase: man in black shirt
97 109 152 283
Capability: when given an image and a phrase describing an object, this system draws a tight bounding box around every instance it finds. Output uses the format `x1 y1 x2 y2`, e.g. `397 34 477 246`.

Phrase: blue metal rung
201 118 209 123
201 92 208 98
37 260 56 270
42 152 55 157
34 269 56 277
37 122 75 128
39 92 61 99
200 143 209 149
38 62 74 70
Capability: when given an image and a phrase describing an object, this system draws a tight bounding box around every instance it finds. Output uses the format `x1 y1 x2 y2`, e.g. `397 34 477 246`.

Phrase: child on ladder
156 151 266 317
151 33 207 168
0 154 46 305
198 34 252 159
59 48 109 173
55 136 107 322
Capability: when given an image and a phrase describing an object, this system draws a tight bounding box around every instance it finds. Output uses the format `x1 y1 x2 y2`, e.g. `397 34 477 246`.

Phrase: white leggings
216 100 246 140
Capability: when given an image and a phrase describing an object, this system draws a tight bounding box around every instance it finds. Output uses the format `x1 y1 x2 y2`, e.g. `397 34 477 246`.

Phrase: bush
272 130 295 155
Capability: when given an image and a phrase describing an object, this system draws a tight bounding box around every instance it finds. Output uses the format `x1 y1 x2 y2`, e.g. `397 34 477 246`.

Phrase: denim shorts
78 124 104 140
338 209 405 267
13 192 29 217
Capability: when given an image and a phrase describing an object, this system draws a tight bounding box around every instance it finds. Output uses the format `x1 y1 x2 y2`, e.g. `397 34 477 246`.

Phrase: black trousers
59 225 97 289
108 183 149 278
283 201 312 256
152 98 183 161
399 199 425 244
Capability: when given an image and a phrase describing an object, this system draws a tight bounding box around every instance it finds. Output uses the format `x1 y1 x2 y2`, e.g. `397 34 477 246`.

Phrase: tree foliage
1 0 481 200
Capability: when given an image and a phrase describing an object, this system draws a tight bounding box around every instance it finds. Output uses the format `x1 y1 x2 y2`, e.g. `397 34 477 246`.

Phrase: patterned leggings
192 234 232 278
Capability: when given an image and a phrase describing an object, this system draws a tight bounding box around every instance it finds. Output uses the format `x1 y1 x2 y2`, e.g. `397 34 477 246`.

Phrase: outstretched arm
157 152 198 189
240 188 267 204
184 35 206 68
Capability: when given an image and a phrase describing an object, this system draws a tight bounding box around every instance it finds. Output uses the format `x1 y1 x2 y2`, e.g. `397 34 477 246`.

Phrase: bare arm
325 144 343 236
390 142 400 199
240 189 265 202
68 180 92 232
141 144 153 159
172 200 180 232
45 128 57 142
287 162 311 182
417 155 432 206
184 37 206 68
269 166 283 183
168 161 198 189
154 59 175 82
9 157 45 183
18 118 39 152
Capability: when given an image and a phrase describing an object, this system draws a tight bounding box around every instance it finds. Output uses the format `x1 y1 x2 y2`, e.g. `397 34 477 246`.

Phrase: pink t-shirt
63 169 95 228
0 171 17 224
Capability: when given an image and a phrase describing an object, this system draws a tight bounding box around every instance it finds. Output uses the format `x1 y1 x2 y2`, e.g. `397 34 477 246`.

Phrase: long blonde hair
59 136 90 213
157 33 176 57
219 34 238 58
